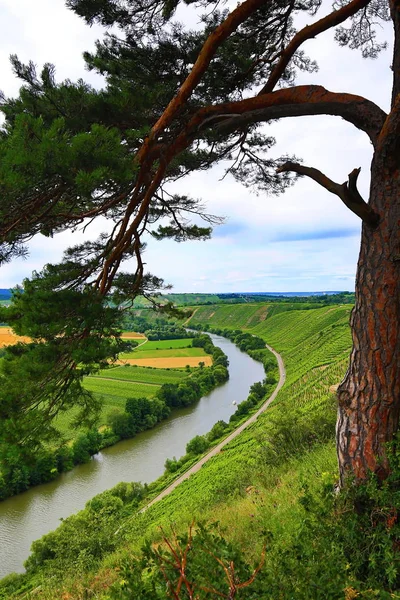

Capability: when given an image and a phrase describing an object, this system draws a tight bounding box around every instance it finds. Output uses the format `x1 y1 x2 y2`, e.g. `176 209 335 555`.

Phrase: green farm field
54 346 204 439
120 346 207 359
93 365 187 384
55 376 163 438
83 377 160 405
137 338 194 350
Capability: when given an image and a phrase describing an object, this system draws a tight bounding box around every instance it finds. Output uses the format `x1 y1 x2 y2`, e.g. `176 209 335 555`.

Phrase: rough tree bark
337 148 400 485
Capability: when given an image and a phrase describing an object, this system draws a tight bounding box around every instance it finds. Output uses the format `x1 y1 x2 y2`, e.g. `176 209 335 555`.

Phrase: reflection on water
0 334 265 577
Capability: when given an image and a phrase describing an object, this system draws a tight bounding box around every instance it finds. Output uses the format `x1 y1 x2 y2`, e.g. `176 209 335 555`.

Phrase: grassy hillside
5 303 382 599
186 301 325 329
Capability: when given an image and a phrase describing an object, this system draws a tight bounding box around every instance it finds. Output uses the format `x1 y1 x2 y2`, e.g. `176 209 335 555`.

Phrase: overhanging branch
276 161 380 227
211 86 386 146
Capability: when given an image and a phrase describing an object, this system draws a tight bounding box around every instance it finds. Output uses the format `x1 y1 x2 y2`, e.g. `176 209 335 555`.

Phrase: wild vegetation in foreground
2 302 399 598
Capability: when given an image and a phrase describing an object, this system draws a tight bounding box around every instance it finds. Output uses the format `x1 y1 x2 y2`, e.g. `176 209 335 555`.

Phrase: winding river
0 334 265 578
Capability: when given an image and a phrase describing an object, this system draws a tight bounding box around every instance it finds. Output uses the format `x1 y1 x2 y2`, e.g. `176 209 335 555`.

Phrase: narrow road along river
0 334 265 578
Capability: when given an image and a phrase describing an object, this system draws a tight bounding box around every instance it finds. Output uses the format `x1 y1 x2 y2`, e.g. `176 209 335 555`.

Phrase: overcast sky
0 0 393 293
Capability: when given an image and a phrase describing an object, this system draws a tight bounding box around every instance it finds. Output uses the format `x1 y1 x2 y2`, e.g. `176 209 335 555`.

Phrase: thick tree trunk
336 156 400 485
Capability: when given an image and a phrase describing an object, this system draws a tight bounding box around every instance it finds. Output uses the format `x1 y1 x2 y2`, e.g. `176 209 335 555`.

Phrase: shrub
186 435 209 456
207 420 228 442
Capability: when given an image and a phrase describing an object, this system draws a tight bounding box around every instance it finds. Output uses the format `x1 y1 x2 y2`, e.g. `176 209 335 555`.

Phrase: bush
165 457 181 473
186 435 209 456
207 420 228 442
72 429 102 465
107 409 136 439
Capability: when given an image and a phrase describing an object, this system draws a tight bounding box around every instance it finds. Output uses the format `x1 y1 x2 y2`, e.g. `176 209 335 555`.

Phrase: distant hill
133 291 354 307
0 288 354 306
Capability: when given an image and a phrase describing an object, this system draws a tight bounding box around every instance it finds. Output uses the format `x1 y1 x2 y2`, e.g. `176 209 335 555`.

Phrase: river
0 334 265 578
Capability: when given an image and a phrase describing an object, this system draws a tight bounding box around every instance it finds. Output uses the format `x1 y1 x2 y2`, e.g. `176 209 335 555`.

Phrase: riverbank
141 343 285 512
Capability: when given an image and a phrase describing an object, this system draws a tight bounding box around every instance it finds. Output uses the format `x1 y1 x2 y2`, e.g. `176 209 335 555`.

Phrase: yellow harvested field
118 356 213 368
0 327 31 347
121 332 147 339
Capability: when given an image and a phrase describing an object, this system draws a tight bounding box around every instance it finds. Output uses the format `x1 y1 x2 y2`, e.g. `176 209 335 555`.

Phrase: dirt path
142 343 286 512
131 338 148 349
183 307 199 326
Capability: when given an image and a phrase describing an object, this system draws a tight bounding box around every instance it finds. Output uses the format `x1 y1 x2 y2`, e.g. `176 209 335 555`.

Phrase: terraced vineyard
130 304 353 564
186 301 322 330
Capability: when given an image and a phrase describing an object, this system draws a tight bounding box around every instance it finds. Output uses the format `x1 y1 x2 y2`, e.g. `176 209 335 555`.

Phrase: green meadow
138 338 195 350
93 364 187 384
120 346 208 359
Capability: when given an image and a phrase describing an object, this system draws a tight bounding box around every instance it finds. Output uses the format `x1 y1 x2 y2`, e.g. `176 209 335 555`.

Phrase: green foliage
0 428 112 500
72 429 103 465
207 420 229 442
0 273 124 451
25 482 146 576
107 409 136 439
256 403 336 468
334 439 400 591
186 435 210 456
